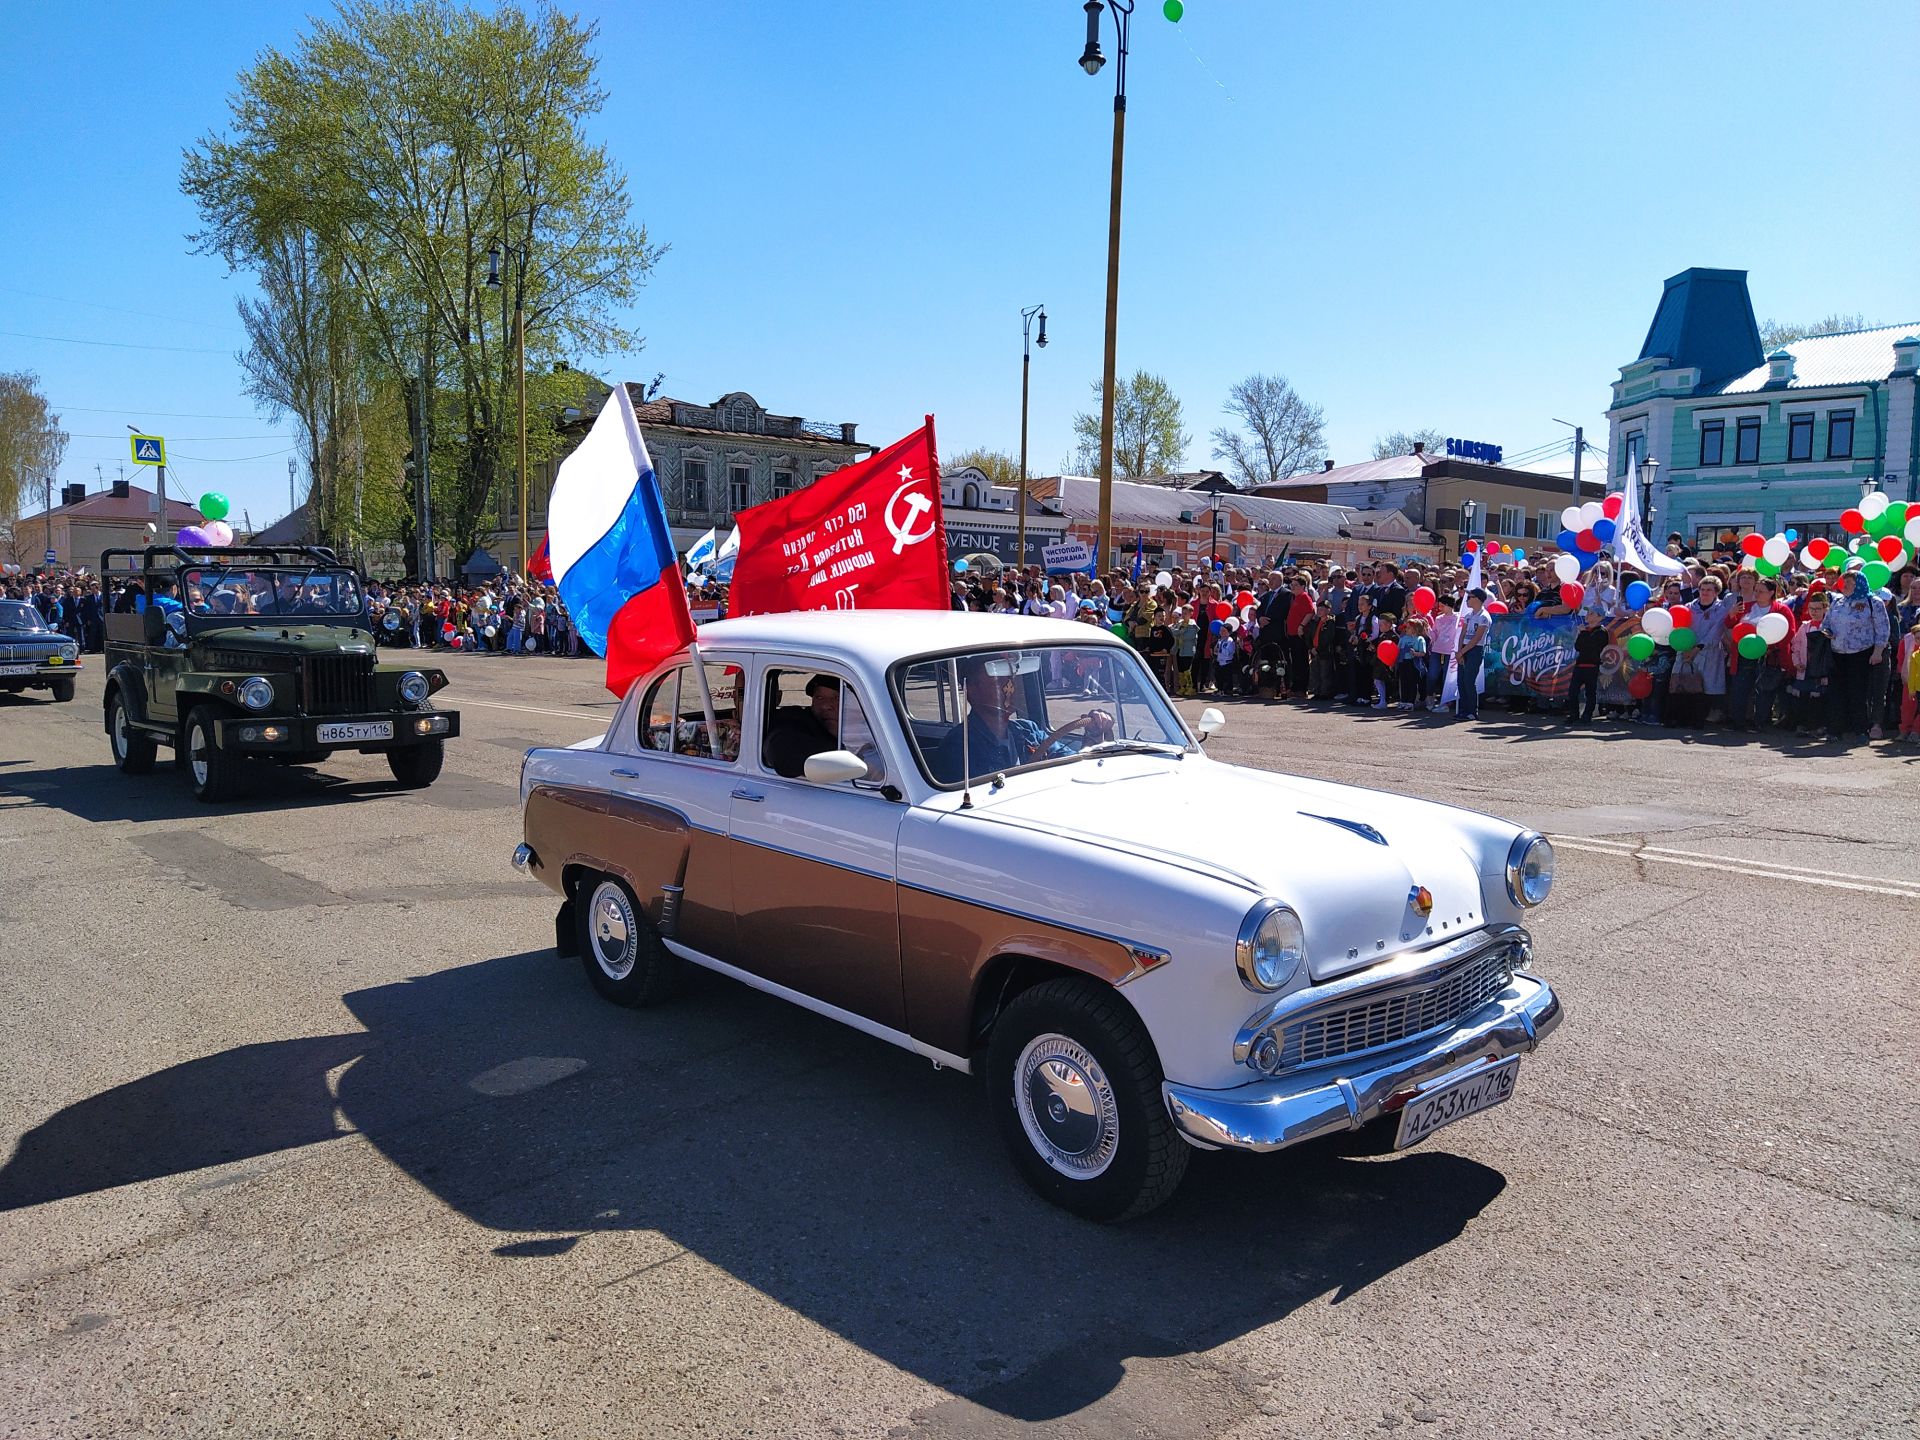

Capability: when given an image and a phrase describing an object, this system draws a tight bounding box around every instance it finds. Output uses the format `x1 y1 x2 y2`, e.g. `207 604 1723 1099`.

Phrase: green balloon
199 491 231 522
1863 561 1891 590
1867 510 1897 539
1823 547 1847 570
1669 626 1697 652
1163 0 1184 18
1111 622 1128 638
1737 633 1768 660
1626 633 1656 662
1754 556 1781 577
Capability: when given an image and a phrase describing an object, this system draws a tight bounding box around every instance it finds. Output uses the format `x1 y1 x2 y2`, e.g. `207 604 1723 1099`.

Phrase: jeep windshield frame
99 545 371 633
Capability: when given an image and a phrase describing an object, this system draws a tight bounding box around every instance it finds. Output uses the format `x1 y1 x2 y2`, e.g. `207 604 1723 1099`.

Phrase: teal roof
1639 268 1765 391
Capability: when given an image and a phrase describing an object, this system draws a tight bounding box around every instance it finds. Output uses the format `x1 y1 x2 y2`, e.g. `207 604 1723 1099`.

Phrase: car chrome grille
1276 946 1516 1071
303 654 375 715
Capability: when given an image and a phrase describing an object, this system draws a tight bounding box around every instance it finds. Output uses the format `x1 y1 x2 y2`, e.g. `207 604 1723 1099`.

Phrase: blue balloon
954 559 969 572
1785 528 1798 541
1592 518 1617 543
1556 528 1580 552
1209 619 1223 634
1513 549 1526 562
1575 547 1600 571
1625 580 1651 609
1108 608 1124 623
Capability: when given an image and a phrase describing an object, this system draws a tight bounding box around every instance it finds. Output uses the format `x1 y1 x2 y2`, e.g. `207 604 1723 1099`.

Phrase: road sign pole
156 463 166 527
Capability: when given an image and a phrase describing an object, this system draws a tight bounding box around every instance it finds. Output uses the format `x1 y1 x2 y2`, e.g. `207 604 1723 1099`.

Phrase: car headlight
1236 900 1305 992
237 676 275 711
1506 833 1554 908
398 670 430 706
61 644 78 660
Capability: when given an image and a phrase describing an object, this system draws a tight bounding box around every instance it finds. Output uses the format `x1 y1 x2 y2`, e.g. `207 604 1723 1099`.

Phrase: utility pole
417 350 433 582
287 455 297 530
1570 425 1583 505
517 285 528 578
1080 0 1134 575
1018 303 1047 568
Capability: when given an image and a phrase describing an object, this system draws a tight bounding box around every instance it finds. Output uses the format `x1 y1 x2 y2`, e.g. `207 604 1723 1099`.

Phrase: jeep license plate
1394 1057 1519 1149
317 720 393 743
0 664 34 676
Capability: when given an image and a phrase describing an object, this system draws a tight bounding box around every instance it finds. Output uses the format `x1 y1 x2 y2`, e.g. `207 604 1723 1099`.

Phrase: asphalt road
1 653 1913 1439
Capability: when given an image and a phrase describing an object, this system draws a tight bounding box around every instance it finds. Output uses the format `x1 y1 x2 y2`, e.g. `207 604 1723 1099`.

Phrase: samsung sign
1445 437 1503 465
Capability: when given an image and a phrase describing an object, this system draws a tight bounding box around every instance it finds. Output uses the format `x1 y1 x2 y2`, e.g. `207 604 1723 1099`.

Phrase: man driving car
930 654 1115 784
764 673 841 778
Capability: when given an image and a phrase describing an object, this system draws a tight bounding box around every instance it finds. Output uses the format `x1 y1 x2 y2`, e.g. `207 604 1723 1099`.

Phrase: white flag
1610 481 1686 576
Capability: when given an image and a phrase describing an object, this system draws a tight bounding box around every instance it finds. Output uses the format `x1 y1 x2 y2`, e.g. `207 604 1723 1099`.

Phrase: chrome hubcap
190 724 209 786
112 705 126 757
1015 1033 1120 1179
590 883 636 980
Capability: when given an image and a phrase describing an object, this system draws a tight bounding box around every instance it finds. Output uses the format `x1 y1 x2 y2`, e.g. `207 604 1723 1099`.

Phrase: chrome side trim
897 880 1171 981
1232 924 1528 1067
1298 812 1386 846
659 937 973 1075
733 834 895 885
658 883 684 938
1113 943 1172 988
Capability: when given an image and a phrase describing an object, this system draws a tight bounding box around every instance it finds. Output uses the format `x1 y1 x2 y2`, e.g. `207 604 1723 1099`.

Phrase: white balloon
1799 545 1821 571
1552 553 1580 584
1906 516 1920 548
1888 548 1909 574
1641 606 1674 642
1755 612 1789 646
1154 570 1172 589
1579 502 1605 527
1859 492 1890 521
1223 616 1240 631
1560 506 1584 532
1761 534 1790 566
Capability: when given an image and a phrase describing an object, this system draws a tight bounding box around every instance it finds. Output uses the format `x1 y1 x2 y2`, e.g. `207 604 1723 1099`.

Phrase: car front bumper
213 708 461 751
0 658 80 683
1163 973 1563 1153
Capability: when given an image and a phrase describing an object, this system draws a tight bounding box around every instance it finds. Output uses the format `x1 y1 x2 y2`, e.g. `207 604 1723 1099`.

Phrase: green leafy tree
182 0 663 567
947 447 1022 488
0 371 69 525
1757 313 1875 352
1071 371 1189 479
1210 374 1325 487
1371 428 1447 460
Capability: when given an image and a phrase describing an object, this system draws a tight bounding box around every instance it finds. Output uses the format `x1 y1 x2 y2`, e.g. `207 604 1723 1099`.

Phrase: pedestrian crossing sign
130 434 166 466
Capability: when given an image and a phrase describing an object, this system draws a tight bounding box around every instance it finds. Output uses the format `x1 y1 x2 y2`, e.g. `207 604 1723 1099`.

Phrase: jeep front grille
302 654 375 715
1275 946 1517 1071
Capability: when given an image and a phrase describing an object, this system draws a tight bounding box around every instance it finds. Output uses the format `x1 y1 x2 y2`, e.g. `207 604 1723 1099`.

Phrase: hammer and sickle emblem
886 476 937 555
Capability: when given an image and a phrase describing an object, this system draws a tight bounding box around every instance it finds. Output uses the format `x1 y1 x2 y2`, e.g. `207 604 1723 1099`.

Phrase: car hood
195 624 375 658
0 630 70 653
956 757 1514 981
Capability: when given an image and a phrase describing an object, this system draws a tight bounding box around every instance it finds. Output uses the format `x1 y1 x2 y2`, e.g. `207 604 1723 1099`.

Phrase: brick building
6 481 202 573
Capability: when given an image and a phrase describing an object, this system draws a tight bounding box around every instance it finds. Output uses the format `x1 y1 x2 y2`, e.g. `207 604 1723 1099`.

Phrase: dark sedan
0 600 81 701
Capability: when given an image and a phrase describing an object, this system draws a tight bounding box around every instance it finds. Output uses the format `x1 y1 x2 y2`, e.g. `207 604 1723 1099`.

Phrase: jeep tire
49 676 75 703
107 689 157 775
184 706 245 803
386 738 445 788
986 977 1189 1223
577 874 679 1007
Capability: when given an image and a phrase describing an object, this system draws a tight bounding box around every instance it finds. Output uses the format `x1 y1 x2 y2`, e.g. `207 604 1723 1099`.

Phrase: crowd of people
362 576 588 656
943 536 1920 748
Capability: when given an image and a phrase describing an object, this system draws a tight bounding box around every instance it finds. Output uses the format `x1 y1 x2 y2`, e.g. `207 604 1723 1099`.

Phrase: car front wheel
577 875 679 1007
49 676 75 703
986 977 1189 1222
107 690 157 774
387 738 444 788
185 707 245 803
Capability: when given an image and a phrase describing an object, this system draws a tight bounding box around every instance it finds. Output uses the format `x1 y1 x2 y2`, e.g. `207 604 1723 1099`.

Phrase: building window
1621 430 1644 477
1536 509 1556 540
729 465 751 513
1735 417 1761 465
1827 410 1855 460
773 468 794 498
1787 414 1814 463
1698 420 1724 467
683 459 708 511
1498 505 1524 538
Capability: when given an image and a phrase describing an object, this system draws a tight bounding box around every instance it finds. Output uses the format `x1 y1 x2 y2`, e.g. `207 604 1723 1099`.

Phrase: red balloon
1670 605 1693 629
1806 537 1832 561
1877 535 1905 562
1464 539 1479 553
1234 590 1256 610
1560 582 1584 608
1739 532 1766 557
1840 508 1865 534
1211 601 1231 621
1807 579 1827 595
1485 599 1509 615
1602 494 1624 520
1410 585 1436 615
1627 671 1654 700
1731 622 1756 644
1376 640 1400 667
1576 529 1602 552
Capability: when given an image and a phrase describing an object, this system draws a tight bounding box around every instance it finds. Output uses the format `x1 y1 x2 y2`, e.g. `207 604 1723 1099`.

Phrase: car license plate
0 664 34 676
317 720 393 743
1395 1057 1519 1149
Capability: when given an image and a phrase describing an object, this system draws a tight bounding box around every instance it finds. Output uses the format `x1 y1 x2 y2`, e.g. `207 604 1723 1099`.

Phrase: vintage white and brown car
514 611 1563 1220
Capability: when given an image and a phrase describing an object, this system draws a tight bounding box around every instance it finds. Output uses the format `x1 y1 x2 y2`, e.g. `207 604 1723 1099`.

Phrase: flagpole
687 637 722 759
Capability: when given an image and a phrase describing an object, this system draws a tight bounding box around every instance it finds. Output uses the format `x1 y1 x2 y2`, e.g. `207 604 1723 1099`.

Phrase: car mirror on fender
1197 707 1226 742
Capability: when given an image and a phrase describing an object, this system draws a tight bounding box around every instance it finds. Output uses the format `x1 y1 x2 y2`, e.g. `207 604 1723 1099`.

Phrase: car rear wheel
185 706 245 803
107 690 157 775
49 677 75 703
577 875 679 1007
387 738 444 788
986 977 1189 1222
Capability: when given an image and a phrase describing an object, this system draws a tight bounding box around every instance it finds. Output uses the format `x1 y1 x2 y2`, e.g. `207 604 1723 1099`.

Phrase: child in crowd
1371 611 1401 709
1567 610 1608 723
1173 612 1199 694
1900 620 1920 743
1427 595 1458 712
1395 618 1429 709
1213 622 1241 695
1788 590 1834 734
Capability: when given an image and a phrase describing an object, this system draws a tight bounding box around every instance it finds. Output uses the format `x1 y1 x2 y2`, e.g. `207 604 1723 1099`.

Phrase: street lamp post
1017 303 1047 569
1079 0 1133 574
488 239 530 578
1460 499 1479 553
1638 457 1659 531
1210 485 1222 568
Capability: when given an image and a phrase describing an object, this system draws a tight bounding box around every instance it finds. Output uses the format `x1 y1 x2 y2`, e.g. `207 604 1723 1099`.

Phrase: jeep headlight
1506 832 1554 908
1236 900 1305 992
237 676 275 711
398 670 430 706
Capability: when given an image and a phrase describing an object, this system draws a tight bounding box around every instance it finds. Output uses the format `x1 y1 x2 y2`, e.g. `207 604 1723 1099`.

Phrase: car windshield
0 601 49 631
893 643 1190 788
180 567 364 619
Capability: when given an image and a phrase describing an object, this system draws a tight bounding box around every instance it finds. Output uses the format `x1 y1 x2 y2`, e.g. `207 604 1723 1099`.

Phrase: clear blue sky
4 0 1916 532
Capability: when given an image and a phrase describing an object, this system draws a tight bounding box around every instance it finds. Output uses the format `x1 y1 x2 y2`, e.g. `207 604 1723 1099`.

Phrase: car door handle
610 767 639 779
731 788 764 802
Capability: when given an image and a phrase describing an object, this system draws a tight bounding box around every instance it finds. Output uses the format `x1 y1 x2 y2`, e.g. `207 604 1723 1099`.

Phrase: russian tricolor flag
547 386 696 697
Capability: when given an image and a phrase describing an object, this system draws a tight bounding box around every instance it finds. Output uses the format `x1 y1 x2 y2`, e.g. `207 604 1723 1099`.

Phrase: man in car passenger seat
763 673 841 778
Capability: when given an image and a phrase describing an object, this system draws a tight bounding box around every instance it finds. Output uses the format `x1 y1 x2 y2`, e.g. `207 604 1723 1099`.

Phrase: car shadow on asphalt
0 946 1507 1424
0 762 426 822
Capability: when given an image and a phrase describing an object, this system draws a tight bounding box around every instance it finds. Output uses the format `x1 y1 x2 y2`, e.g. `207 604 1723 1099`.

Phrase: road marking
1551 836 1920 899
459 697 609 724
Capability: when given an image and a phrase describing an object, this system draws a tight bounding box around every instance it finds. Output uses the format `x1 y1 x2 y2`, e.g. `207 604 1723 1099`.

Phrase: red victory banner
728 416 948 617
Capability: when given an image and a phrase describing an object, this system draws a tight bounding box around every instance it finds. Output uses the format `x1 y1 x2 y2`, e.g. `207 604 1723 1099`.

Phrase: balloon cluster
1553 495 1623 574
176 492 234 548
1834 493 1916 591
1628 604 1697 660
1462 538 1525 563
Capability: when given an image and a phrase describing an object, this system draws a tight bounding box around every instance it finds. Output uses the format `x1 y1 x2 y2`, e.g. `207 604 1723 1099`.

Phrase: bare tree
1371 428 1447 460
1757 313 1874 352
1072 371 1189 478
1210 374 1325 487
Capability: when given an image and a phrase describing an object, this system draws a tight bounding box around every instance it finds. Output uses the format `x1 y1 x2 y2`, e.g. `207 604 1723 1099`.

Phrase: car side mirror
1197 707 1226 742
803 749 870 785
142 606 166 646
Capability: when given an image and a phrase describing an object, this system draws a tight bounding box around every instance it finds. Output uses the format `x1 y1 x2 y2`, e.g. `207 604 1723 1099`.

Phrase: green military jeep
101 544 460 803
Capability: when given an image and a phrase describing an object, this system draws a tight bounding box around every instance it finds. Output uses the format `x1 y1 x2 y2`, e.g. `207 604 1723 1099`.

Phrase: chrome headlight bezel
398 670 430 706
237 676 276 711
1506 832 1554 908
1236 899 1306 993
